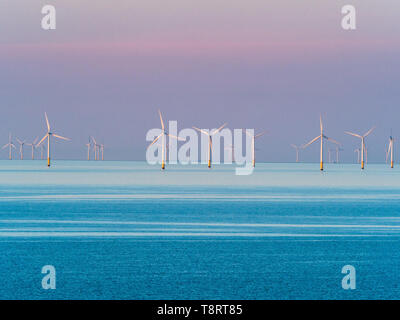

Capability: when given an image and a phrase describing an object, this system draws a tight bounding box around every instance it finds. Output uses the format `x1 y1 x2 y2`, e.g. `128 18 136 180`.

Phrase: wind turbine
243 130 266 167
39 144 46 160
86 137 91 160
328 148 333 163
193 123 227 168
26 137 38 160
386 135 394 168
354 148 360 164
2 133 16 160
303 115 340 171
91 137 99 160
16 138 26 160
345 127 375 170
335 146 344 164
36 112 70 167
100 143 105 161
149 110 184 170
290 144 303 162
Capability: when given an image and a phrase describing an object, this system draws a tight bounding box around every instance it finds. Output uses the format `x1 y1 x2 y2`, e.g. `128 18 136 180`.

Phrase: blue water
1 160 400 299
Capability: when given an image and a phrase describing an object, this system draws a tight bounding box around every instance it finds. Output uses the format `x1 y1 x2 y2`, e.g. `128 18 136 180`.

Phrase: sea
0 160 399 300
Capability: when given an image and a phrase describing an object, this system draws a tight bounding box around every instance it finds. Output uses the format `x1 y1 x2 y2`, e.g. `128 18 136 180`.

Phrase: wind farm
345 127 375 170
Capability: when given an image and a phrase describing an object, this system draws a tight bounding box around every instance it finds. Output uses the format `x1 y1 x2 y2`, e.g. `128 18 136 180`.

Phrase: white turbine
36 112 70 167
149 110 185 170
345 126 375 170
193 123 227 168
243 130 266 167
2 133 16 160
386 135 394 168
303 114 340 171
26 137 39 160
16 138 26 160
290 144 303 162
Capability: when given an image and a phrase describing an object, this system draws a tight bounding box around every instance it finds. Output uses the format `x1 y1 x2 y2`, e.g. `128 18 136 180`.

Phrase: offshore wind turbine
243 130 266 167
100 143 105 161
335 146 344 164
91 137 99 160
303 115 340 171
2 133 16 160
193 123 227 168
345 127 375 170
26 137 38 160
16 138 26 160
149 110 184 170
386 135 394 168
86 137 91 160
290 144 302 162
37 112 70 167
354 148 361 164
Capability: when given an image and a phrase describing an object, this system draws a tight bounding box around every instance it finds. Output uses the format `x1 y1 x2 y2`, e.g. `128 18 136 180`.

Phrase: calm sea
0 160 399 299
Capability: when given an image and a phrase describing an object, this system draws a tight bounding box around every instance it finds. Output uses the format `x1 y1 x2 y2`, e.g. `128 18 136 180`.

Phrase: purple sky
0 1 399 162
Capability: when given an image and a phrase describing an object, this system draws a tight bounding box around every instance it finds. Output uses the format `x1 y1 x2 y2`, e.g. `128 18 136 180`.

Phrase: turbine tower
26 137 38 160
149 110 184 170
345 127 375 170
16 138 26 160
86 137 91 160
303 114 340 171
2 133 16 160
37 112 70 167
193 123 227 168
335 146 344 164
354 148 360 164
243 130 266 167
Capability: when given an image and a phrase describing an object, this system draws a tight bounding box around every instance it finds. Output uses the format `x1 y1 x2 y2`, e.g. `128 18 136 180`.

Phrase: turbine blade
255 131 267 138
1 144 9 149
211 123 227 135
363 126 376 137
345 131 362 139
53 134 70 141
303 136 320 148
45 112 50 131
320 114 323 132
193 127 209 136
167 133 185 141
147 133 163 148
158 110 165 130
36 134 48 147
323 136 341 145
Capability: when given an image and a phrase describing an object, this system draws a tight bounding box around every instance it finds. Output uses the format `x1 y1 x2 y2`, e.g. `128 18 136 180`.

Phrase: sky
0 0 399 162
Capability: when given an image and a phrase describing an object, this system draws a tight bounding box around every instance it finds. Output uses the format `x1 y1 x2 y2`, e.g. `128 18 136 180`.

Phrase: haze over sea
1 160 400 299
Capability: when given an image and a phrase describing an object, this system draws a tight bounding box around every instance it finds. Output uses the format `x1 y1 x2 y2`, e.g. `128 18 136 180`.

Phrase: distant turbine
335 146 344 164
303 114 340 171
100 143 105 161
36 112 70 167
386 135 394 168
2 133 16 160
354 148 361 164
91 137 99 160
39 144 46 160
193 123 227 168
16 138 26 160
290 144 303 163
244 130 266 167
328 148 333 163
149 110 185 170
86 137 91 160
345 126 375 170
26 137 39 160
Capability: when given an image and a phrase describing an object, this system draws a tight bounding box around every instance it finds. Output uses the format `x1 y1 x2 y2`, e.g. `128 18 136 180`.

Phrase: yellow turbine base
161 162 165 170
208 160 211 168
391 161 394 168
252 160 255 168
320 162 323 171
361 161 364 170
47 158 50 167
